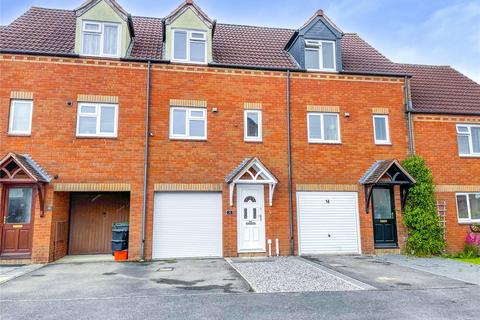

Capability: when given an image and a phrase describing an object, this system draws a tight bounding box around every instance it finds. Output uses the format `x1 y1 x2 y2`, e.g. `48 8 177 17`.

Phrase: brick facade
0 53 476 263
413 114 480 253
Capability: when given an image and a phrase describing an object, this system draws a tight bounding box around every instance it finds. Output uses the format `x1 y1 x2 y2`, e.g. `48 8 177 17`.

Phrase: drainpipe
404 76 415 156
141 61 151 261
286 70 294 256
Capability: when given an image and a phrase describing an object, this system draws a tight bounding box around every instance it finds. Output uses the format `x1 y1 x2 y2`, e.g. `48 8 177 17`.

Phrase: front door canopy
359 160 415 214
0 153 51 183
225 157 278 206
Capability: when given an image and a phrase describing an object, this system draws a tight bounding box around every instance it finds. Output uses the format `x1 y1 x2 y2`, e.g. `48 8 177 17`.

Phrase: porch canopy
225 157 278 206
0 153 52 215
359 159 416 213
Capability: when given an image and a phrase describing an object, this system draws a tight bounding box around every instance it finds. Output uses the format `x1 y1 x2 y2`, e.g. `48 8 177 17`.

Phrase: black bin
112 222 129 253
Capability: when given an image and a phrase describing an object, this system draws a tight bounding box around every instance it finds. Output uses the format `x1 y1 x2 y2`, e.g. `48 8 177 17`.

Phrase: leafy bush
465 233 480 257
402 156 445 256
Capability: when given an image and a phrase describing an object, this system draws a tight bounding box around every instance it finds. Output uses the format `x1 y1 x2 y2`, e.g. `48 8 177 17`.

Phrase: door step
0 258 32 265
374 248 401 255
238 252 267 258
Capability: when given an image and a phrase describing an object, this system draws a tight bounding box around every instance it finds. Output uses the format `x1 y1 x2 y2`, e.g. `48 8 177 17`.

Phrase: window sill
458 221 480 225
306 69 338 73
170 60 208 65
308 141 342 145
459 155 480 158
244 139 263 143
375 142 392 146
7 133 31 137
169 137 207 142
76 135 118 139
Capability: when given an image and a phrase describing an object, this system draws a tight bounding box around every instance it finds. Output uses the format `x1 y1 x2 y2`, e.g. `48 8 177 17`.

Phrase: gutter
0 49 79 58
140 61 151 261
339 70 411 78
286 70 294 256
208 62 305 72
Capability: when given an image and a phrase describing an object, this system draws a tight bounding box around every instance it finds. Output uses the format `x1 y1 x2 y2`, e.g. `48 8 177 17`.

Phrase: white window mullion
466 194 472 220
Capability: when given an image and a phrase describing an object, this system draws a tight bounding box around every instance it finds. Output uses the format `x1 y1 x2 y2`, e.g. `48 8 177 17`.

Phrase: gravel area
228 257 362 293
381 254 480 285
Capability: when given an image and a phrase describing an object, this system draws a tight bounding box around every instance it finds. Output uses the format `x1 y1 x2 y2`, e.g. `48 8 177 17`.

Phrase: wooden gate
69 193 129 255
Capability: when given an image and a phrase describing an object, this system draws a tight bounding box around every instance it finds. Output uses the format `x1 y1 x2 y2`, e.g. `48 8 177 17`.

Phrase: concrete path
0 264 44 285
304 255 470 290
381 254 480 285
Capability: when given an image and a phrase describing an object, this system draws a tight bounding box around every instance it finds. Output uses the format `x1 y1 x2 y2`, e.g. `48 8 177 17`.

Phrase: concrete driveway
304 255 474 290
0 259 250 301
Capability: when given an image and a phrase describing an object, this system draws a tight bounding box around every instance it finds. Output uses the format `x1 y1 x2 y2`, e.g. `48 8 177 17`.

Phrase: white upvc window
244 110 262 142
305 39 336 71
76 103 118 137
172 29 207 64
9 100 33 135
456 193 480 223
170 107 207 140
457 124 480 156
373 115 391 145
307 112 341 143
81 20 121 57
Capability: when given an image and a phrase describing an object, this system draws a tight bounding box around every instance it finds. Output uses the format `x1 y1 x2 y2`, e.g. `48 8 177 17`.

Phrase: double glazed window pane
375 117 388 141
308 114 322 139
79 116 97 134
10 101 32 133
457 195 469 219
172 109 187 135
100 106 116 133
83 32 101 55
322 42 334 69
103 25 118 55
457 135 470 154
190 41 205 62
469 194 480 220
472 127 480 153
189 119 205 137
305 49 320 70
6 188 32 224
174 31 187 60
324 114 339 141
247 112 259 137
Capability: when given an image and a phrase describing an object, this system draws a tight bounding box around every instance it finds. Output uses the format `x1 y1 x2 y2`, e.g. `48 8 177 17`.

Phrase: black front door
372 187 397 247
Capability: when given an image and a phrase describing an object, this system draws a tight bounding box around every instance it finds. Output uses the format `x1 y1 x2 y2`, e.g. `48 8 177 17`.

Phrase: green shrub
402 156 445 256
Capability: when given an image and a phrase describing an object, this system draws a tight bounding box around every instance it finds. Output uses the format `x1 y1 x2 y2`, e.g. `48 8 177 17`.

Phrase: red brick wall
290 76 409 254
0 55 148 261
413 115 480 253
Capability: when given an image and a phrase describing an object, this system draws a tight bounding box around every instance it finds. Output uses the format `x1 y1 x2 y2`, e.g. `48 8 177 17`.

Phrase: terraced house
0 0 478 264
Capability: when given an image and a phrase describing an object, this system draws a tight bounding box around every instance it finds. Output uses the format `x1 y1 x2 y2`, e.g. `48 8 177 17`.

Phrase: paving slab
304 255 471 290
381 254 480 285
228 256 364 293
0 259 250 301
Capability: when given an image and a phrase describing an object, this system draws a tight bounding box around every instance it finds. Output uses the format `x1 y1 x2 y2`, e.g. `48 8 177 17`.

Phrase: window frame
81 20 122 58
244 110 263 142
456 124 480 157
456 193 480 223
8 99 33 135
307 112 341 144
304 39 336 72
169 107 207 140
373 115 391 145
171 29 208 64
76 102 119 138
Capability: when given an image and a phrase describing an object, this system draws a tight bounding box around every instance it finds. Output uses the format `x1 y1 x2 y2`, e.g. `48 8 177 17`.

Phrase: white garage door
153 192 222 259
297 192 360 255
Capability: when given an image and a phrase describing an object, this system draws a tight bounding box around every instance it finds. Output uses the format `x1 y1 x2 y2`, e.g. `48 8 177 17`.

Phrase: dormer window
81 21 121 57
172 29 207 64
305 40 336 71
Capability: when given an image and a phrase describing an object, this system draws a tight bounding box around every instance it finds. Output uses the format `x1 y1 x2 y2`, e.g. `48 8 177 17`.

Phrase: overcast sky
1 0 479 83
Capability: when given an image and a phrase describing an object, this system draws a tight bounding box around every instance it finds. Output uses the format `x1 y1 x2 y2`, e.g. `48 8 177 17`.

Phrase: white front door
237 185 265 252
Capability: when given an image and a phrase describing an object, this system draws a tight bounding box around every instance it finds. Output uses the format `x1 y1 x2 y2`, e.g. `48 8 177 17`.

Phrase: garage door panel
153 192 222 259
297 192 360 255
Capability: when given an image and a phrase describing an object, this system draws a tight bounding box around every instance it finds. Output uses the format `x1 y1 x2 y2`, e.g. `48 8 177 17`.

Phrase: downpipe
405 75 415 156
286 70 294 256
140 61 151 261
